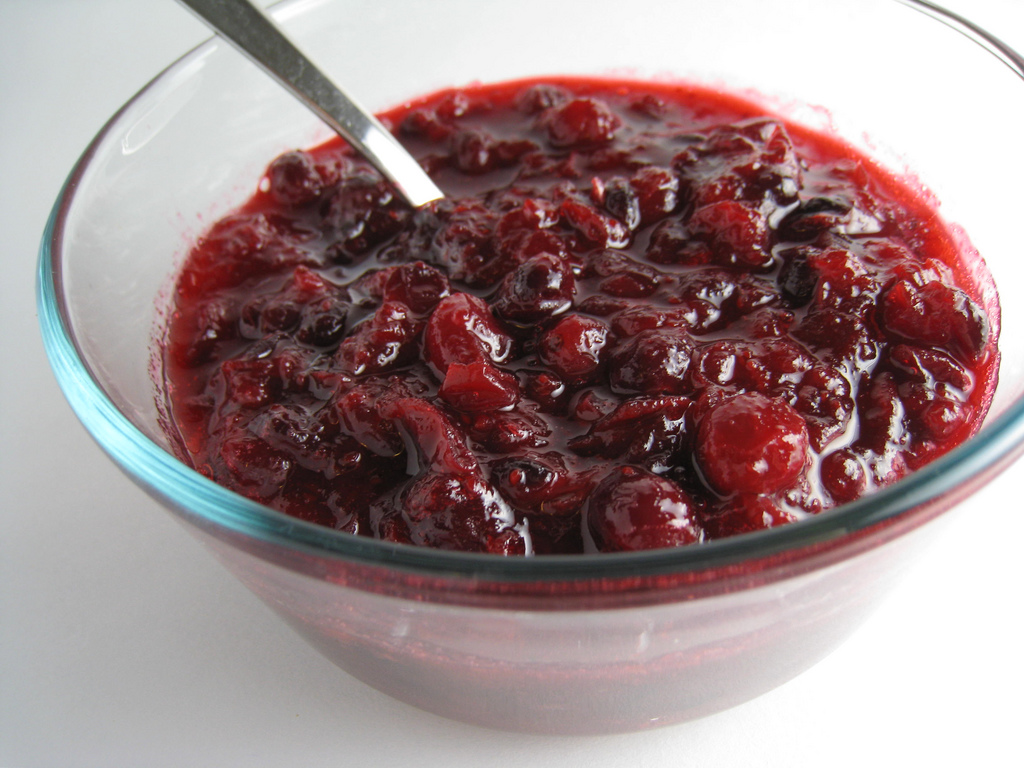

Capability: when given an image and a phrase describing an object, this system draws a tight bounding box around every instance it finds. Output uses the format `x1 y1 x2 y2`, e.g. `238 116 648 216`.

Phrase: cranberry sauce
163 78 998 555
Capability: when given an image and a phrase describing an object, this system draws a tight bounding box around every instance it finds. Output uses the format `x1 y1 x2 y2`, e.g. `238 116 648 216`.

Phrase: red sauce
163 77 998 555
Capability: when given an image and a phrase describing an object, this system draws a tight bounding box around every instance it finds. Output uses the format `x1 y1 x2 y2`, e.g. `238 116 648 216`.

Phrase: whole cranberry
373 472 528 554
379 397 480 477
439 361 520 412
324 168 407 256
335 301 420 375
819 448 869 504
266 150 324 207
544 97 621 147
701 494 797 539
217 434 291 501
696 392 809 495
688 200 772 269
538 314 609 381
630 166 680 225
493 253 576 324
880 279 990 363
360 261 451 315
423 292 514 375
609 327 695 395
586 466 703 552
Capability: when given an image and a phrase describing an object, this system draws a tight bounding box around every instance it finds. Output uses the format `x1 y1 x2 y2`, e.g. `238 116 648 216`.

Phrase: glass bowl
38 0 1024 734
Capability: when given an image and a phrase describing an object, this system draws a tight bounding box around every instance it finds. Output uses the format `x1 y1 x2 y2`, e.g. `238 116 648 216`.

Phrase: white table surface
3 1 1024 765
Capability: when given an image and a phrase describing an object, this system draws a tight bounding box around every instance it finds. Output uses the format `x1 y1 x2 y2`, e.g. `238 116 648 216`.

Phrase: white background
3 1 1024 765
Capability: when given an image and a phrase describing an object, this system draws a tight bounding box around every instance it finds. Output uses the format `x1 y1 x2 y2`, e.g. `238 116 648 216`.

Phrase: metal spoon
176 0 444 208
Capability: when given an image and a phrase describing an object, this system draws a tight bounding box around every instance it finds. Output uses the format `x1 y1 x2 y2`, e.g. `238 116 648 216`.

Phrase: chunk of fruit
609 327 694 395
586 466 703 552
537 314 609 381
544 97 621 147
493 253 575 324
381 397 480 477
423 292 513 375
688 200 772 269
696 392 809 495
819 448 869 504
335 380 406 457
569 395 691 466
701 495 796 539
880 279 990 363
439 361 520 412
357 261 451 315
371 472 528 554
266 150 325 207
336 301 420 375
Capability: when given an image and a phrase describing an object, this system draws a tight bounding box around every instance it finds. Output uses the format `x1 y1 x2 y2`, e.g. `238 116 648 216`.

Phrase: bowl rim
36 0 1024 585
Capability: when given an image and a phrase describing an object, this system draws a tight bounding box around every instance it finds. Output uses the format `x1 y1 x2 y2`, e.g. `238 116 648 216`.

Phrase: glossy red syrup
163 78 998 555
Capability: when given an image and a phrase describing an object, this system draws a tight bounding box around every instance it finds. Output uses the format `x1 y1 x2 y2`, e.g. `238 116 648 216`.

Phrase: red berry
334 380 406 457
569 396 691 465
688 200 772 269
701 494 796 539
439 362 520 412
516 83 570 114
266 150 325 207
336 301 420 375
601 177 641 230
696 392 809 495
560 198 630 248
820 448 869 504
357 261 451 315
609 327 695 395
646 218 714 266
451 128 535 174
372 472 528 554
584 250 661 299
586 466 703 552
855 371 907 456
380 397 480 476
422 292 513 375
217 434 292 500
463 404 552 454
219 358 281 408
489 451 592 518
630 166 680 224
537 314 609 381
880 279 990 363
544 97 621 147
324 168 408 257
493 253 576 324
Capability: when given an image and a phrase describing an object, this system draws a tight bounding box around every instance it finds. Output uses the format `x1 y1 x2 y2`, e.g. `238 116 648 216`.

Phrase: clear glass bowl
38 0 1024 733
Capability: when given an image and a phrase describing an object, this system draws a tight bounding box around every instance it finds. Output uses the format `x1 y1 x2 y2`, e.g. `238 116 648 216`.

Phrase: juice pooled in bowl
162 77 999 556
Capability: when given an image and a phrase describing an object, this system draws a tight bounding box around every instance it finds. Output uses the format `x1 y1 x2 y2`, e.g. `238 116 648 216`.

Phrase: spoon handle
176 0 444 207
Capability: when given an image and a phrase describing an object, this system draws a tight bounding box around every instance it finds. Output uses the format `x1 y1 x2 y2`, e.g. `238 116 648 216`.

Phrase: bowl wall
193 515 943 733
39 0 1024 732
